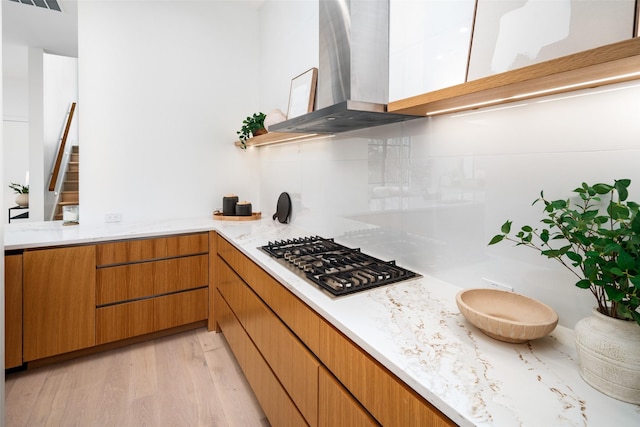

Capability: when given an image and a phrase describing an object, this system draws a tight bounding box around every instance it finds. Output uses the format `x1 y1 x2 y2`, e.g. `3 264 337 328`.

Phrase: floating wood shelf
234 131 322 148
388 37 640 117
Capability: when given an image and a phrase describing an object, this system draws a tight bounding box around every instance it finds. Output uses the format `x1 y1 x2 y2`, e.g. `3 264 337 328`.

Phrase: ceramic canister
235 201 252 216
222 194 239 216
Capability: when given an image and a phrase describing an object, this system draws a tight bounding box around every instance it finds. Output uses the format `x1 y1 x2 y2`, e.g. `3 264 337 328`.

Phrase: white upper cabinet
468 0 637 81
389 0 476 101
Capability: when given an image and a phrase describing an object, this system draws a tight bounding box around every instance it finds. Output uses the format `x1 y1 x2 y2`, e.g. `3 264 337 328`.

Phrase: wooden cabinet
215 288 308 427
23 245 96 361
214 233 455 427
5 254 23 368
95 233 209 344
319 320 456 427
319 366 379 427
217 257 319 425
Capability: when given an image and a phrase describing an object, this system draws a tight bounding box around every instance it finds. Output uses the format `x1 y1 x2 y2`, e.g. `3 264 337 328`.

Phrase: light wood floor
5 328 269 427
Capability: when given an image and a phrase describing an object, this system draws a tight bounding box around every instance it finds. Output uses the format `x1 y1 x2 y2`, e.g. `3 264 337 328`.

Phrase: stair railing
49 102 76 191
48 102 77 221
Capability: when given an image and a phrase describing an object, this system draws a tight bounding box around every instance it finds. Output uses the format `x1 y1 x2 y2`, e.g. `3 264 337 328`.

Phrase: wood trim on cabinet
5 254 23 369
23 245 97 361
208 231 219 332
318 320 456 427
96 232 208 266
319 366 379 427
234 131 320 148
153 288 208 331
216 233 320 354
215 290 308 426
96 299 155 344
96 254 208 305
389 37 640 116
217 258 320 426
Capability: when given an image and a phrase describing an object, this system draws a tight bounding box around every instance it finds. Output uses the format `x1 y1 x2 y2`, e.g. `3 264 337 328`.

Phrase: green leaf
603 243 622 254
604 285 625 302
576 279 592 289
501 220 512 234
617 250 635 270
566 251 582 263
488 235 504 245
521 225 532 232
540 229 549 243
593 183 613 194
609 267 625 276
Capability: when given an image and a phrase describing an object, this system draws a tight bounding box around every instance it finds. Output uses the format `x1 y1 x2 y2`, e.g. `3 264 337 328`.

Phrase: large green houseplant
489 179 640 326
489 179 640 403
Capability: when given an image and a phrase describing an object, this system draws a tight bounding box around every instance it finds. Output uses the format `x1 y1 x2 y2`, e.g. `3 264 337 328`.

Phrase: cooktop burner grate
260 236 420 296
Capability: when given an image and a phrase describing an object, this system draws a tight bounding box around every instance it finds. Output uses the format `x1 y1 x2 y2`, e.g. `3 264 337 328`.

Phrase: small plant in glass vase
488 179 640 403
236 112 267 150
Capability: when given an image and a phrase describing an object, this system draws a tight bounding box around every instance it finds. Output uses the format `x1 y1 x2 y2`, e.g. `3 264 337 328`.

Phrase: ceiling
3 0 78 57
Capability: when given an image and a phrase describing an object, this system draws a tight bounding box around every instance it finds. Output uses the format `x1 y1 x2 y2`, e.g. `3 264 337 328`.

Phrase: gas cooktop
260 236 420 296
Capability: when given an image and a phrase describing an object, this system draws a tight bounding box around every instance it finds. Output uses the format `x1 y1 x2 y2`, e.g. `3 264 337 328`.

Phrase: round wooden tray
213 211 262 221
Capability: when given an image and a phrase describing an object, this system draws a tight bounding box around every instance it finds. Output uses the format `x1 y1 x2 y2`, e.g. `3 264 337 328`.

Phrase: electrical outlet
481 277 514 292
105 213 122 223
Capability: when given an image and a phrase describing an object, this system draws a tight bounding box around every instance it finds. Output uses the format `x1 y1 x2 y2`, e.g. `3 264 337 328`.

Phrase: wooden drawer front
216 290 308 427
318 321 456 427
97 232 208 266
216 234 320 353
5 254 23 368
319 366 379 427
154 288 208 331
96 262 154 305
218 258 319 426
96 299 154 344
23 246 96 361
97 255 209 305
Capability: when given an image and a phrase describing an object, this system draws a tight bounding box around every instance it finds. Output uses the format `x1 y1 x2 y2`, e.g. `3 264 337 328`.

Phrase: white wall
77 0 262 225
255 1 640 329
2 44 28 220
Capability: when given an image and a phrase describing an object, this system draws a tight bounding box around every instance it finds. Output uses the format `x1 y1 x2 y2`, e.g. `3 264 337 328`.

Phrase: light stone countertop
5 216 640 426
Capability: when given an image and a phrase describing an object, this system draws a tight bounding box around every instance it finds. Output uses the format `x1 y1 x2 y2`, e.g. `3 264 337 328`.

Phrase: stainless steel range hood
269 0 420 134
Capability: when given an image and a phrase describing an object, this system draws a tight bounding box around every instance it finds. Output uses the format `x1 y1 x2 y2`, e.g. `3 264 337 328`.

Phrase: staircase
53 145 79 220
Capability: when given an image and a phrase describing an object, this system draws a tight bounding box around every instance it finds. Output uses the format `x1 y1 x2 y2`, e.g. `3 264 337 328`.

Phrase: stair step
70 153 79 162
71 145 79 154
64 181 79 192
66 171 79 181
68 162 79 173
61 191 79 203
57 201 79 207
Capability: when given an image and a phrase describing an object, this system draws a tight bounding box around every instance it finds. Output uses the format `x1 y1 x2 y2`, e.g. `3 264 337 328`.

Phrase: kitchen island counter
5 217 640 426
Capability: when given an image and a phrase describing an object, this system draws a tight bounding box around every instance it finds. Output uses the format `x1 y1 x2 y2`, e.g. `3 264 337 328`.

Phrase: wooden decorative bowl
456 288 558 343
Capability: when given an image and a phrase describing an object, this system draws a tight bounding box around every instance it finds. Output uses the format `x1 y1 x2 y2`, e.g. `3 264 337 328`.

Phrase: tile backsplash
258 80 640 328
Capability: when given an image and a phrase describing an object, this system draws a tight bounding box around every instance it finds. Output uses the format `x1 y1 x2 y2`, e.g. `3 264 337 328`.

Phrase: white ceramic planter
15 194 29 207
574 308 640 404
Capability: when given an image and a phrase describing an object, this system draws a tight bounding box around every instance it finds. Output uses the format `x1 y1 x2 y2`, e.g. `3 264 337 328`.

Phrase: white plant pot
15 193 29 207
574 308 640 404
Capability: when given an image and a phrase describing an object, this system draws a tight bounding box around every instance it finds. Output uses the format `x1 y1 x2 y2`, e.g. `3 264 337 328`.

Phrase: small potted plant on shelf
488 179 640 403
9 182 29 207
236 112 267 150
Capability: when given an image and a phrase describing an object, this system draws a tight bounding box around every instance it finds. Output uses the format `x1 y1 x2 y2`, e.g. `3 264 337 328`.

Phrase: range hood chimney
269 0 420 134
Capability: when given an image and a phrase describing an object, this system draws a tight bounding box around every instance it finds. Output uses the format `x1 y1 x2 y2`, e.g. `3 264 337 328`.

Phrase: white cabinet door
389 0 476 101
468 0 636 81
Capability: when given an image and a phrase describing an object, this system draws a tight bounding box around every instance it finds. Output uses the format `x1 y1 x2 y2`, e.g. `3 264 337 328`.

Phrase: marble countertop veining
5 216 640 426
